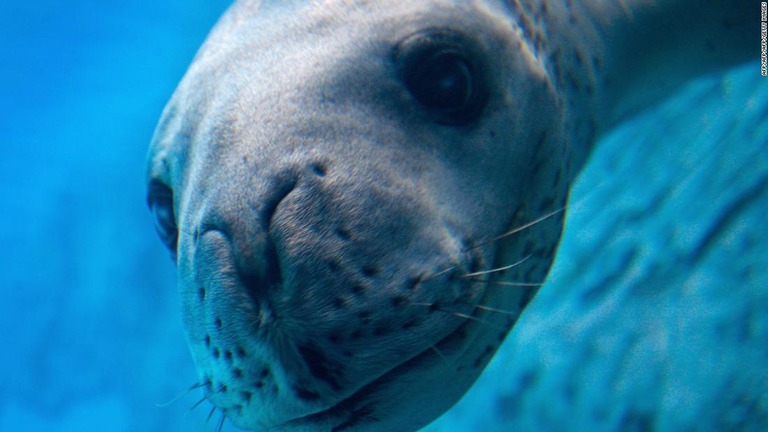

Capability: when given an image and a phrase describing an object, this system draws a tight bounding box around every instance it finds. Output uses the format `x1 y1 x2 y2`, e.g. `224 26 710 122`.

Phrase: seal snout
182 158 492 427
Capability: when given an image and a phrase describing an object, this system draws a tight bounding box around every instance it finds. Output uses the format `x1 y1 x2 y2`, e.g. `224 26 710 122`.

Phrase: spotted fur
146 0 752 430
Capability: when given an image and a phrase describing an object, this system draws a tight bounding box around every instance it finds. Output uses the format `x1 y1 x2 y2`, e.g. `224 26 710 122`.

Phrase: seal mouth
285 313 481 431
283 262 493 431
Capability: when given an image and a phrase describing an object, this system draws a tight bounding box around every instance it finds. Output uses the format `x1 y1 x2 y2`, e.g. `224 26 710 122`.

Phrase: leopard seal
146 0 753 430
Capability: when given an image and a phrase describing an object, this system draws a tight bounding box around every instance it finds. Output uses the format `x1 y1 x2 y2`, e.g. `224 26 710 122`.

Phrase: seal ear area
147 179 178 261
393 28 491 126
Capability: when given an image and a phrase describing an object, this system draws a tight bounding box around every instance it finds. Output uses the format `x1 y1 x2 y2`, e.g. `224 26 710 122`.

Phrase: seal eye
407 52 473 110
395 29 488 125
147 180 178 258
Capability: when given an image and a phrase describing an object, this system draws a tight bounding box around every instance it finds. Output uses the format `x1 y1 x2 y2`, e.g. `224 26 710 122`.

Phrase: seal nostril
260 175 298 232
255 173 297 296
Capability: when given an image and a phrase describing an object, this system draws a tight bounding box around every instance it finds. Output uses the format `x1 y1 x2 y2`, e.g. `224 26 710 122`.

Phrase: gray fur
146 1 752 430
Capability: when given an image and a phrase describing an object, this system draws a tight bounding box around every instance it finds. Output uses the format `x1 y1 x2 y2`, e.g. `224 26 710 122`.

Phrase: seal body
146 1 753 430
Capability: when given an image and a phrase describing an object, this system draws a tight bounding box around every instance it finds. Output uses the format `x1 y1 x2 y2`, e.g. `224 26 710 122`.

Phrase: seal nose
227 161 331 302
230 169 299 300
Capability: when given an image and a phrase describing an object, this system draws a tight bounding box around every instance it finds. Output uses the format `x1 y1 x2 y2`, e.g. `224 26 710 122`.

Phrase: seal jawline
283 315 480 431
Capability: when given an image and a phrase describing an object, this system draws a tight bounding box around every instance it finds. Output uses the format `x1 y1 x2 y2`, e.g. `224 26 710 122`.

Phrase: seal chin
283 315 483 432
275 256 500 432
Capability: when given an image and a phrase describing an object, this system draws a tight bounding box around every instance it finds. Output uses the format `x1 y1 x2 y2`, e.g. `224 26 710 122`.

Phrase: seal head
147 0 574 430
147 0 754 429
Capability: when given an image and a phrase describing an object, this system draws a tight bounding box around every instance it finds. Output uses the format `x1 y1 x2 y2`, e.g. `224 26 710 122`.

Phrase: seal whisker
418 266 456 284
461 255 532 278
206 406 217 424
469 279 544 287
155 382 207 408
404 325 452 366
429 345 450 365
490 280 543 287
412 302 507 330
439 309 507 330
189 395 209 412
472 304 520 316
216 411 227 432
468 207 565 250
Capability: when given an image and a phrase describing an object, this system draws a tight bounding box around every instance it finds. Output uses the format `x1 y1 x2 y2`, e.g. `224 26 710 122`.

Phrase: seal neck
503 0 753 175
545 0 752 128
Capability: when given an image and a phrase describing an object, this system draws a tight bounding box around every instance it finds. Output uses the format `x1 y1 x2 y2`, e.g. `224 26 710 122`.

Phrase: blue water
0 2 231 430
1 1 766 431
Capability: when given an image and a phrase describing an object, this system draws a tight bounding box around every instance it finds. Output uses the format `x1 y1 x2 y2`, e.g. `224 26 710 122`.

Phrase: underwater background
1 1 766 431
